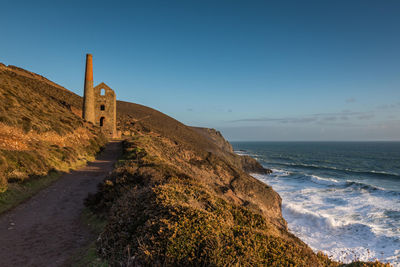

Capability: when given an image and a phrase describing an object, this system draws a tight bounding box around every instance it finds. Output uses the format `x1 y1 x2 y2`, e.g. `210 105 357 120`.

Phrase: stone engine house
82 54 117 138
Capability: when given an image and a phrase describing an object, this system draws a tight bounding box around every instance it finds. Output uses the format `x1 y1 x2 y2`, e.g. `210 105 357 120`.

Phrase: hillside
0 64 388 266
0 64 106 193
117 101 271 175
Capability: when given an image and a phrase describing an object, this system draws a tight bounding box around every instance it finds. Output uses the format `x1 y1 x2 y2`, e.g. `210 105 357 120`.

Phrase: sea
231 141 400 266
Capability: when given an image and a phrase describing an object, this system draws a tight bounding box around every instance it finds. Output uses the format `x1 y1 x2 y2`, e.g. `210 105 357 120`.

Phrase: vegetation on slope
84 110 323 266
87 140 391 266
0 64 106 194
87 102 391 266
86 139 325 266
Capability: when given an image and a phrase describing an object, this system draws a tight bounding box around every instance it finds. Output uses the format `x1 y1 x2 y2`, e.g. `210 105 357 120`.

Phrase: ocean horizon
232 141 400 266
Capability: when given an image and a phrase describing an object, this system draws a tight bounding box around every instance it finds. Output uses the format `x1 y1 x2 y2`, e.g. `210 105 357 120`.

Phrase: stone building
82 54 117 138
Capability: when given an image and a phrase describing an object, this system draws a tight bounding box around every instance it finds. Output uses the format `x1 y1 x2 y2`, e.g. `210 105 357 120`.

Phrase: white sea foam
283 202 345 229
234 150 248 156
282 200 400 265
309 175 343 186
254 171 400 266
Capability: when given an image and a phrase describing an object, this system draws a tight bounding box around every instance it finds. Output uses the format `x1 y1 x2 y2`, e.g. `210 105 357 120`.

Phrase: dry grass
0 66 107 194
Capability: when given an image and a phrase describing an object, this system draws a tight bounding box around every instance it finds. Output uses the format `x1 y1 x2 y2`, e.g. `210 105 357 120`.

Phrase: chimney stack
83 54 95 123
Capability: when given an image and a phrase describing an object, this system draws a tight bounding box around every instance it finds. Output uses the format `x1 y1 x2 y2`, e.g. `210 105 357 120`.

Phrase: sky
1 0 400 141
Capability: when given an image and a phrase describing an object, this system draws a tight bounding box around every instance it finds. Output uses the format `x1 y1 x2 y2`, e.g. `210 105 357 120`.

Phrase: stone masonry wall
93 82 117 138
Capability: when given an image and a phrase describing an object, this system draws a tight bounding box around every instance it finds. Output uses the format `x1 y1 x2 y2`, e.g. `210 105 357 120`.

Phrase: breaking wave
272 162 400 180
235 142 400 266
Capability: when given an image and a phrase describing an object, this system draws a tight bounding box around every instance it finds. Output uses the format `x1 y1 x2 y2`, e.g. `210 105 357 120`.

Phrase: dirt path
0 140 122 267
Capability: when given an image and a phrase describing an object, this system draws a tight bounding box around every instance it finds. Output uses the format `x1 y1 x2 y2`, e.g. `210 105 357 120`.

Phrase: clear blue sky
2 0 400 141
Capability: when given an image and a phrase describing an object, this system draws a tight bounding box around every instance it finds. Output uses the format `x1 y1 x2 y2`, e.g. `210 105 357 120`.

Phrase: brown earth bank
0 63 390 266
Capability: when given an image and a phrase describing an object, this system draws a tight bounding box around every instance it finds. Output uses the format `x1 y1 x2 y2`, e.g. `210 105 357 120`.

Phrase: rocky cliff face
191 126 272 175
191 127 234 153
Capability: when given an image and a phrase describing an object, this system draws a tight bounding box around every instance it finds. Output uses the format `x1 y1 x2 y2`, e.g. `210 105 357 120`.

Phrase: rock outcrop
240 154 272 174
191 126 272 174
191 127 234 153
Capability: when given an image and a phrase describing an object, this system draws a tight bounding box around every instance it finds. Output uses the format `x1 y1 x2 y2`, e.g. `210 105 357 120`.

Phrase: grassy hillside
0 64 106 194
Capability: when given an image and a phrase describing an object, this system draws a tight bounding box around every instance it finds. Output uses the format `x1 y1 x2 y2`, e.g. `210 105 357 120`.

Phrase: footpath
0 140 122 267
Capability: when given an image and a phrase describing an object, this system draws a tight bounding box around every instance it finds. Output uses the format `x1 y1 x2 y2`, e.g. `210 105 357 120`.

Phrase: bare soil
0 140 122 267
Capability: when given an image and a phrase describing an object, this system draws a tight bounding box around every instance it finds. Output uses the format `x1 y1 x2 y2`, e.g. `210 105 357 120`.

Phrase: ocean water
232 142 400 266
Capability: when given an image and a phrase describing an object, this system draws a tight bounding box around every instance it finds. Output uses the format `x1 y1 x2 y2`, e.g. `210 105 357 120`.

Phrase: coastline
232 141 399 266
1 64 392 266
85 125 390 265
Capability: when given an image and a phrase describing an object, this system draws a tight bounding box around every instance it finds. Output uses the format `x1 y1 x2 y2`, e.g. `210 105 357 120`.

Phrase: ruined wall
93 82 117 138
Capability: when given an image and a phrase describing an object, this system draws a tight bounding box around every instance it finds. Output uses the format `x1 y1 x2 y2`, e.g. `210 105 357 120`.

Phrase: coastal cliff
191 126 272 175
191 127 234 153
87 102 335 266
0 64 389 266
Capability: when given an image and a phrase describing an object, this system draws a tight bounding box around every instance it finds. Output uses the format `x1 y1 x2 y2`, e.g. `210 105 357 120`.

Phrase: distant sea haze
232 141 400 266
